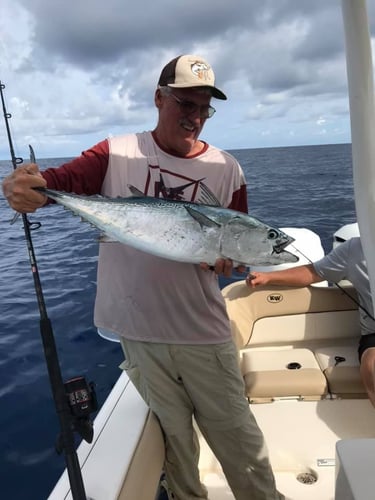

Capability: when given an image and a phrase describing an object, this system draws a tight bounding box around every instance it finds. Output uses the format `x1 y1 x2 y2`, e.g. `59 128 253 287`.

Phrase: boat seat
242 348 328 403
314 345 366 398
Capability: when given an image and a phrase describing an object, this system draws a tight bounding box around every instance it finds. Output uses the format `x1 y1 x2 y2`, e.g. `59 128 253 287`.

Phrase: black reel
56 376 98 454
65 376 98 419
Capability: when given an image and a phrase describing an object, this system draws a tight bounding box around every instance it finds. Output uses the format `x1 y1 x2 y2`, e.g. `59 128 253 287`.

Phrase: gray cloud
1 0 374 157
13 0 360 102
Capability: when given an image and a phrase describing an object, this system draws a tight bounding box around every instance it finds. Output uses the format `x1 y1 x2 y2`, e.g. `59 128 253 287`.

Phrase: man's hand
200 259 246 278
246 271 269 287
2 164 47 213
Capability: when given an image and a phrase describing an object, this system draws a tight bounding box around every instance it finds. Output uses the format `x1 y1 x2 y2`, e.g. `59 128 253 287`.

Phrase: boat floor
198 398 375 500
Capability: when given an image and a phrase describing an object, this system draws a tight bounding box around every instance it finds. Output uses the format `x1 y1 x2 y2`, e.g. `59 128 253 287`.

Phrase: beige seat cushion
242 348 328 403
314 345 366 397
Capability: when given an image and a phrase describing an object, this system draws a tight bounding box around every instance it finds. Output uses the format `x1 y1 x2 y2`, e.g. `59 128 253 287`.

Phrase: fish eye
267 229 279 240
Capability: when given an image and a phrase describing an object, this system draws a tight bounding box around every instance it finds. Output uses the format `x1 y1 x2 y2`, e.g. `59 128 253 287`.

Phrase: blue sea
0 143 356 499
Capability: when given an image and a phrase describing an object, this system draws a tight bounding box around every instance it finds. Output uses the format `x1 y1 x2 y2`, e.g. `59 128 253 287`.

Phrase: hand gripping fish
34 187 298 266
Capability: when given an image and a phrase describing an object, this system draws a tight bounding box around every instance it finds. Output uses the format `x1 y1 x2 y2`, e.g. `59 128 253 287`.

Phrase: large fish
34 187 298 266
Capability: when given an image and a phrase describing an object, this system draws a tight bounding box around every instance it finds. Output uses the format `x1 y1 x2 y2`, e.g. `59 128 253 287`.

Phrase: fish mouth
272 237 299 263
273 236 295 254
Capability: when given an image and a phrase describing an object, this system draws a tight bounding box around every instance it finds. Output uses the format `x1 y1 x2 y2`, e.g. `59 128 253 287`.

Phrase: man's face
154 87 214 157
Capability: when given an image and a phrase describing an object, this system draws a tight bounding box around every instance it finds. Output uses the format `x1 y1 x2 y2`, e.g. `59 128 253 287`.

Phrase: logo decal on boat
267 293 283 303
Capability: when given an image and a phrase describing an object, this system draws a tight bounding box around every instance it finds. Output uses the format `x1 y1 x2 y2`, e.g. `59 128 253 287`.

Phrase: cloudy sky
0 0 375 160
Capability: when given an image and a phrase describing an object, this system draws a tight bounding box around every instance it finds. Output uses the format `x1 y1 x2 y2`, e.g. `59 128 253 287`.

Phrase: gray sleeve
313 239 352 283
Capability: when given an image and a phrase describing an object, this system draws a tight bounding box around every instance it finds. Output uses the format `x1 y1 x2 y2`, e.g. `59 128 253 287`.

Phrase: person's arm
43 140 109 194
228 183 248 214
246 263 323 288
2 140 109 213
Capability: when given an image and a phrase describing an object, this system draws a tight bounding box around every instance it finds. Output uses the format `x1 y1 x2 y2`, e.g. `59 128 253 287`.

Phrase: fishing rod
0 81 97 500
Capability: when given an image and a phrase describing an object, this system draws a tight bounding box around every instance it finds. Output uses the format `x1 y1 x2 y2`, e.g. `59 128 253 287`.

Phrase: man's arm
246 263 323 288
2 140 109 213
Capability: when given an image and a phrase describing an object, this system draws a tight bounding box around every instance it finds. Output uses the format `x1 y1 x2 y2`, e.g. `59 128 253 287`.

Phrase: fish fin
226 216 249 230
127 184 146 197
196 182 222 207
98 234 117 243
185 206 220 228
127 182 222 207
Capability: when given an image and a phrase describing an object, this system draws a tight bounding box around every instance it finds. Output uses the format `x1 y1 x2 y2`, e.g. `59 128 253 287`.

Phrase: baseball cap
158 54 227 100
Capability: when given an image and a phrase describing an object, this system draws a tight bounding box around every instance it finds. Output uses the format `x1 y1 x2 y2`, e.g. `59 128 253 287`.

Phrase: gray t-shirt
313 237 375 336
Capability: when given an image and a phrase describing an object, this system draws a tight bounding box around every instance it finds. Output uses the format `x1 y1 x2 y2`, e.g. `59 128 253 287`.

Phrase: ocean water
0 143 356 499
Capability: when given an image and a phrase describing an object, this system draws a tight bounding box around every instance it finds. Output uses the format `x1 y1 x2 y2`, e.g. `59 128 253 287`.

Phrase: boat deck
198 399 375 500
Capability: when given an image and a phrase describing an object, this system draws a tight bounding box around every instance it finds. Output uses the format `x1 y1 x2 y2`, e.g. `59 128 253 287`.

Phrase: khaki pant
120 338 283 500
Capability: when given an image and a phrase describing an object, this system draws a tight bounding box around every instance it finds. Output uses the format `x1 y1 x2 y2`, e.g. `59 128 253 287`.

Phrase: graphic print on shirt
142 163 221 206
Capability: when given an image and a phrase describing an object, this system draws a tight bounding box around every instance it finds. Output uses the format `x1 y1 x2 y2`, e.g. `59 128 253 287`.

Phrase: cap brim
211 88 227 100
167 83 227 100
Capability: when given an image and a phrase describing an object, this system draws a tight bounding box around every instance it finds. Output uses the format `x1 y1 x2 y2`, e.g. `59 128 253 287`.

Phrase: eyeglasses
168 92 216 119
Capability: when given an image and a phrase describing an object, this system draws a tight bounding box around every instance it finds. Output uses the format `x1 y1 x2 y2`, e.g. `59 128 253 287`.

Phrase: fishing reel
56 376 98 454
65 376 98 442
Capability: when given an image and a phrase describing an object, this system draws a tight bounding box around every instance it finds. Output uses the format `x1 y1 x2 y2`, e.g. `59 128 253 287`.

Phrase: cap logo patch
191 61 211 82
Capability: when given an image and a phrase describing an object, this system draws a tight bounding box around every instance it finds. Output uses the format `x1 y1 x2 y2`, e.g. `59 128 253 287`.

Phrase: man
2 55 283 500
247 236 375 408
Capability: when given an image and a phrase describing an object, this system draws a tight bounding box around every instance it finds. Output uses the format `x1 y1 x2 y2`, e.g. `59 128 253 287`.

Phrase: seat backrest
222 283 360 349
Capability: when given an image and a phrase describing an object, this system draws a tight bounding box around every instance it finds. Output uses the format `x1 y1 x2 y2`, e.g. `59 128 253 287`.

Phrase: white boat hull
48 372 164 500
